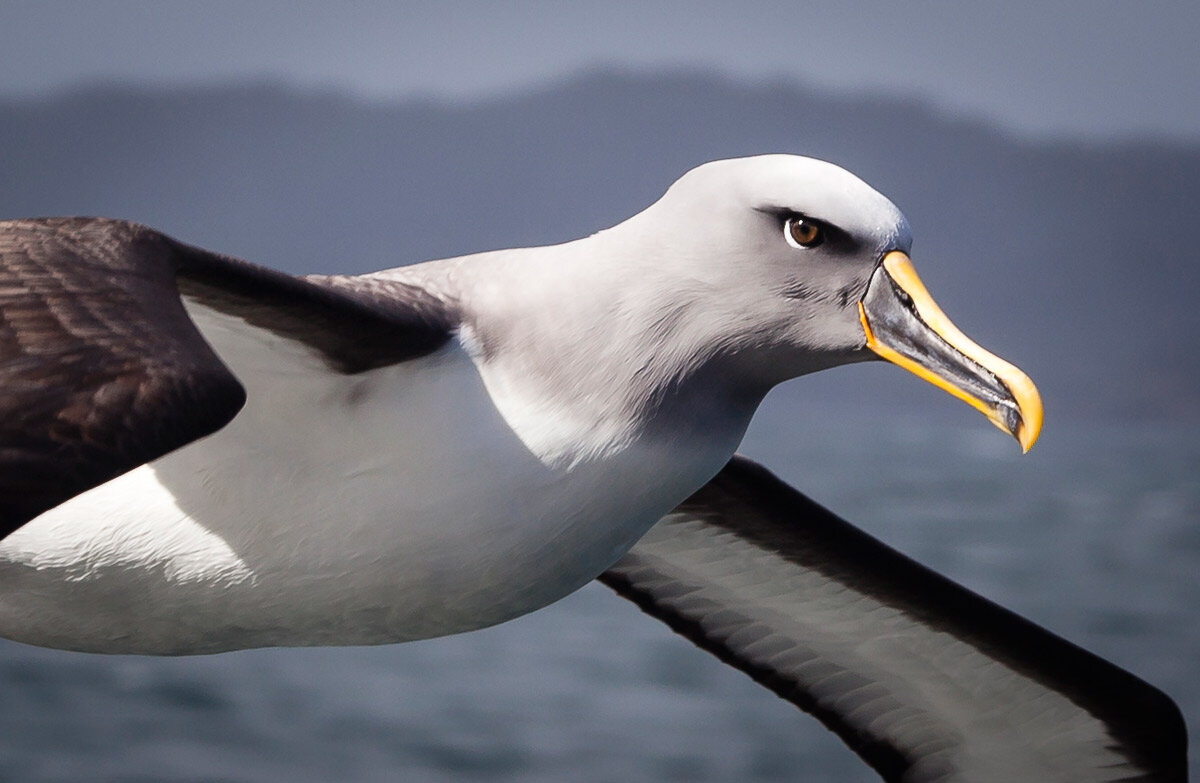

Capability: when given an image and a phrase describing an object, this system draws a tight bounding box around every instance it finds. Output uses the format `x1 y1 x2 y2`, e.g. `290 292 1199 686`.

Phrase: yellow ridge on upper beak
858 252 1043 452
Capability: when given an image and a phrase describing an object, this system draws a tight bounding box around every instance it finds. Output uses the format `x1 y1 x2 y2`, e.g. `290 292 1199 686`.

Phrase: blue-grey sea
1 400 1196 782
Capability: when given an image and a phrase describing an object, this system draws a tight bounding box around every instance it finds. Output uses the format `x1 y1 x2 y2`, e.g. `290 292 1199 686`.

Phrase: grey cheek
837 284 856 307
838 273 873 307
780 281 818 301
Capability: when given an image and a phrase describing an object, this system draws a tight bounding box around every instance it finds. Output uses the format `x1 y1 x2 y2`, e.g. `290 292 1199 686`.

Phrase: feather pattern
601 456 1187 782
0 218 456 536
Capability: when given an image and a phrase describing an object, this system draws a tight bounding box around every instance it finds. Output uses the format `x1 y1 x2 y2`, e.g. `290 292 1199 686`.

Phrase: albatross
0 155 1185 781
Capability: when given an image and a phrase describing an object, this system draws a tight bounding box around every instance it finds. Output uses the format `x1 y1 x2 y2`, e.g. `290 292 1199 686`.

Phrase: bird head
628 155 1042 451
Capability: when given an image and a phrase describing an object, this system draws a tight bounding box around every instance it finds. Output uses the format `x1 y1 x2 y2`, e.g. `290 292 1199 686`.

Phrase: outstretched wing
0 218 456 537
600 456 1186 783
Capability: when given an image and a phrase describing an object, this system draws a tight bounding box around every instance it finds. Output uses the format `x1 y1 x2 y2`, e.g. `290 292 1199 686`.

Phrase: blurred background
0 2 1196 781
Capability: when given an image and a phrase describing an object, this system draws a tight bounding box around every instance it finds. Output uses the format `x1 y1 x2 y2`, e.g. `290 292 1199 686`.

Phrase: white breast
0 302 724 654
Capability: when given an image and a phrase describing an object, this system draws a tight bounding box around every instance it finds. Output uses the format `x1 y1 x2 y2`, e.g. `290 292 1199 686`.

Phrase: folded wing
601 455 1186 783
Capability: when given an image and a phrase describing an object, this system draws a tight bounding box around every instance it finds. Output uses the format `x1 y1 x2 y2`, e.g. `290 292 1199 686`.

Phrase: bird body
0 248 742 654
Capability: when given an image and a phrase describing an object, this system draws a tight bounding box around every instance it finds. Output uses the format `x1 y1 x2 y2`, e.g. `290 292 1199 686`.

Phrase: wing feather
0 218 456 537
600 455 1186 782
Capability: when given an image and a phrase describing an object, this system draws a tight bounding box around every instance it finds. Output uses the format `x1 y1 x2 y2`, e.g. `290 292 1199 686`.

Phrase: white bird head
609 155 1041 450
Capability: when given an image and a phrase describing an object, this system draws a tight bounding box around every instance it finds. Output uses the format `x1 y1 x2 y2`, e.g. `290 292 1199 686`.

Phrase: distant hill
2 70 1197 423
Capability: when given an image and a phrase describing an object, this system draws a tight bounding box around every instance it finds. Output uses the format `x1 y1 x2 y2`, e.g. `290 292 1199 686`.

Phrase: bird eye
784 216 823 249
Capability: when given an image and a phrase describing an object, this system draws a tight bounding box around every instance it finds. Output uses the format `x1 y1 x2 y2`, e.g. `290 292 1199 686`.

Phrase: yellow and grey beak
858 252 1043 452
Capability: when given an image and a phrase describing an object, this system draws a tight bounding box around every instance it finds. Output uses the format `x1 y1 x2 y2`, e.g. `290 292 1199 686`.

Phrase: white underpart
0 300 727 654
455 323 634 470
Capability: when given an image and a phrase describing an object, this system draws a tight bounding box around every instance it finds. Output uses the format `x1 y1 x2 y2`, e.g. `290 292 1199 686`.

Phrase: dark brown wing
0 218 456 538
600 455 1187 783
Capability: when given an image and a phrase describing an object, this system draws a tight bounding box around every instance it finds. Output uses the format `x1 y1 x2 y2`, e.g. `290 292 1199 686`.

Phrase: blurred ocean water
0 412 1196 782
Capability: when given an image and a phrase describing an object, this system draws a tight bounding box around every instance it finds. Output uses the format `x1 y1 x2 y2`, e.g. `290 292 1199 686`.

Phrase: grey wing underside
600 456 1187 783
0 217 456 538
